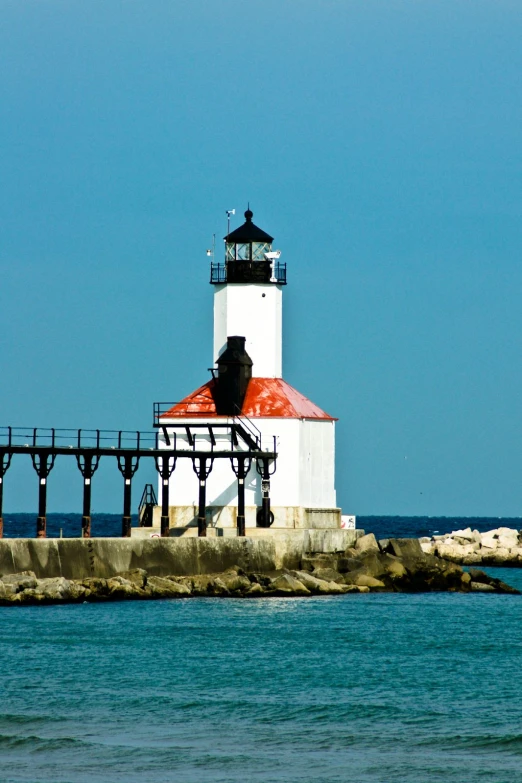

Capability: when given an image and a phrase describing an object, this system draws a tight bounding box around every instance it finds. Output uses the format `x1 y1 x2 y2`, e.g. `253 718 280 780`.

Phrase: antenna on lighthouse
226 209 235 236
206 233 216 259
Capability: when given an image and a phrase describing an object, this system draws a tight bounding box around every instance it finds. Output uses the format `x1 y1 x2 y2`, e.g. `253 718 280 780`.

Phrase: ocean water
2 517 522 782
1 569 522 782
2 512 521 539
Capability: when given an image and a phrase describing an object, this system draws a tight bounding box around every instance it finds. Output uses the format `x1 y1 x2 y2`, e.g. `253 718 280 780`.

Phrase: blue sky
1 0 522 516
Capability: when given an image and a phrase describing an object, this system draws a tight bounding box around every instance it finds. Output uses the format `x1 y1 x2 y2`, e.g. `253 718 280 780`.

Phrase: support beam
76 454 100 538
256 457 274 528
161 477 170 538
230 456 251 537
198 474 207 537
37 477 47 538
30 452 56 539
237 462 246 537
192 455 214 537
117 454 140 538
154 454 176 538
0 452 13 539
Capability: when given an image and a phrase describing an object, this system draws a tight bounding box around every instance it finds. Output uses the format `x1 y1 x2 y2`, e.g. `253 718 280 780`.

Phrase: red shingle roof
160 378 335 420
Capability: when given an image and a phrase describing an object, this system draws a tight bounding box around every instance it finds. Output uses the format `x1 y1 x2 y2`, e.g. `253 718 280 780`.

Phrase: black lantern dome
210 208 286 285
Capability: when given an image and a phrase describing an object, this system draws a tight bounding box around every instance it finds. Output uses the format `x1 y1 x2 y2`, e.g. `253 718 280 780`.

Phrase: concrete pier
0 530 361 580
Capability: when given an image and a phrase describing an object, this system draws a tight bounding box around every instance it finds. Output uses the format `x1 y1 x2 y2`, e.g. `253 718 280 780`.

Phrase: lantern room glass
225 241 272 262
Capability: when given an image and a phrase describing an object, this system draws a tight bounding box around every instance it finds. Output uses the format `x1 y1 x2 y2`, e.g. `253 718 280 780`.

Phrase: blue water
2 517 522 781
2 512 520 539
1 568 522 782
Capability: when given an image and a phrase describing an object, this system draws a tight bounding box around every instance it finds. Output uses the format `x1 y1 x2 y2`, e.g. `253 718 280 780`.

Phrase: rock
178 575 222 596
82 578 109 597
419 537 432 544
269 574 311 596
106 577 145 600
36 577 74 600
301 554 338 572
217 571 251 594
352 574 386 589
388 538 423 559
146 576 191 598
435 542 478 563
245 582 265 596
451 527 474 542
378 539 390 551
460 571 471 590
1 571 37 592
482 547 513 565
336 557 361 573
494 580 520 595
420 541 435 554
382 556 407 581
355 585 370 593
471 581 495 592
498 532 519 550
312 567 344 583
292 570 344 594
354 533 380 555
468 568 490 582
117 569 147 588
480 531 498 550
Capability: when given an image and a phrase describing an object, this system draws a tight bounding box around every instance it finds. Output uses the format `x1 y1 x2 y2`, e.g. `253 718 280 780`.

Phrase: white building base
149 504 341 530
130 525 364 557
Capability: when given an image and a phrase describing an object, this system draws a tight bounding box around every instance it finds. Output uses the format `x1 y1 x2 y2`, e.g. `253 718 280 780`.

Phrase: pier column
0 443 13 538
198 467 207 538
192 456 214 537
256 457 274 528
76 454 100 538
0 476 3 539
37 477 47 538
31 452 56 539
155 455 176 538
230 456 251 537
117 454 140 537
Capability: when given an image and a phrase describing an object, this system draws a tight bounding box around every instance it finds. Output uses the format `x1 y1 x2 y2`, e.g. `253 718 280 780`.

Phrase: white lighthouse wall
298 419 337 508
158 416 337 530
213 284 283 378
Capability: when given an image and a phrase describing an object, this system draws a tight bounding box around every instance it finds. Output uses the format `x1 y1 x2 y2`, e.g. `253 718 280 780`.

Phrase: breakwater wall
0 530 360 579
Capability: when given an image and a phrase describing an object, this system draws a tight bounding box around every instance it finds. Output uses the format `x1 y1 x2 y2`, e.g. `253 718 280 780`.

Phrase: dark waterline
1 512 520 539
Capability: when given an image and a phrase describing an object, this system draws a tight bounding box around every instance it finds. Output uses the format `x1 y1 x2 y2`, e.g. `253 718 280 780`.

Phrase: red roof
160 378 336 420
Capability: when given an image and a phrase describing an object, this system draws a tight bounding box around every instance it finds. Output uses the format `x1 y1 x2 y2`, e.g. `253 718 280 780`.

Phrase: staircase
138 483 157 527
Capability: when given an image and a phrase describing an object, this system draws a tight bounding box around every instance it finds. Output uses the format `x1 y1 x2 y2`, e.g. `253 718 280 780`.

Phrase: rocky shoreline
419 526 522 566
0 534 518 604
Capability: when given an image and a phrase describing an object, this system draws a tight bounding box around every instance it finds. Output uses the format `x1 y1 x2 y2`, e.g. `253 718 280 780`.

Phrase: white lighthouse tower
156 208 340 534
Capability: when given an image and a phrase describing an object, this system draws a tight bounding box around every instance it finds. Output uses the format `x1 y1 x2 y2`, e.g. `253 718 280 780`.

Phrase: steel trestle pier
0 425 277 539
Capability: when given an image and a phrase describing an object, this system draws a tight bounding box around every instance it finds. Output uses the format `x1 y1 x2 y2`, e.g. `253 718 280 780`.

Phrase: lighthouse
155 208 340 534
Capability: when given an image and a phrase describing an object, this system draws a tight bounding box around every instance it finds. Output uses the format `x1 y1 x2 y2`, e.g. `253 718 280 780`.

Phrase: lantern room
210 208 286 285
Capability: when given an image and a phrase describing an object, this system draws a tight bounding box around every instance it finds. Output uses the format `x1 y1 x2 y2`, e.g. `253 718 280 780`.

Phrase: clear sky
1 0 522 517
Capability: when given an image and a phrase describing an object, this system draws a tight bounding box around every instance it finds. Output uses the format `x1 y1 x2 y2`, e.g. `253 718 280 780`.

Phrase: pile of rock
0 568 365 605
420 527 522 565
304 533 518 594
0 533 518 605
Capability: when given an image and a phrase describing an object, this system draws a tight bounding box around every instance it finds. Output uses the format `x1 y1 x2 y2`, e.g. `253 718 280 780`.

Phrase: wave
0 733 89 752
418 733 522 752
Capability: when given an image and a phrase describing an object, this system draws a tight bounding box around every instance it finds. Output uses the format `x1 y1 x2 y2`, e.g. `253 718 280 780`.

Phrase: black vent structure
214 336 253 416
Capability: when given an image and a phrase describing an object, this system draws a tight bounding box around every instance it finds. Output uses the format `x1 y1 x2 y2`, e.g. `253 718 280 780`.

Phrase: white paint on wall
213 283 283 378
159 415 336 519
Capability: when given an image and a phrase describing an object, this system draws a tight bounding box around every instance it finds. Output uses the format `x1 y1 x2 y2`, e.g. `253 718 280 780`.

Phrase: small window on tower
225 243 235 261
252 242 271 260
236 243 251 260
